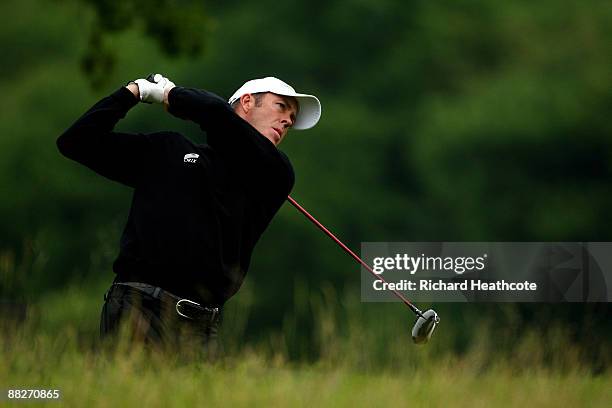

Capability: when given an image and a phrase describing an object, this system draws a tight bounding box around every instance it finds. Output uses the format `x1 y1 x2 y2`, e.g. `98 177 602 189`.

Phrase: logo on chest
183 153 200 165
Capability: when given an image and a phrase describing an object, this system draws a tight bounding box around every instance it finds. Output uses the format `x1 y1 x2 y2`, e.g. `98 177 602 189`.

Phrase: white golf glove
134 74 175 104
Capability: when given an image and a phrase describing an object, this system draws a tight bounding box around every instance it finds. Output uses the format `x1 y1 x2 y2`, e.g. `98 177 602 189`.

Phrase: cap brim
291 94 321 130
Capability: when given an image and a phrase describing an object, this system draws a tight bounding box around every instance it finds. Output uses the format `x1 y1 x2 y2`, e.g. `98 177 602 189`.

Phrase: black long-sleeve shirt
57 86 294 305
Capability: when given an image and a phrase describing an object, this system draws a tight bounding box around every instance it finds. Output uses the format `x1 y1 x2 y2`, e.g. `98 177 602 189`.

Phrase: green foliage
62 0 211 88
0 0 610 363
1 291 610 407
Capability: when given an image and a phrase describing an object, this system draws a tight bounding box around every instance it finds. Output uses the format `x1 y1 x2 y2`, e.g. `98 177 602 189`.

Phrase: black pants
100 284 221 359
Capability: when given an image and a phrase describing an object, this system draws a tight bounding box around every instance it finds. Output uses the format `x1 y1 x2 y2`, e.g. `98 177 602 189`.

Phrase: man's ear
240 93 254 113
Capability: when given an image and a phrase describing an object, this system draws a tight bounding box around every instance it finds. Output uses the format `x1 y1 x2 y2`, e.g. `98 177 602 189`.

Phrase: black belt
107 282 220 323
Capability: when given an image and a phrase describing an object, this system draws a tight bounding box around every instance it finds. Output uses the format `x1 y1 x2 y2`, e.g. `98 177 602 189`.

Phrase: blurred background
0 0 610 371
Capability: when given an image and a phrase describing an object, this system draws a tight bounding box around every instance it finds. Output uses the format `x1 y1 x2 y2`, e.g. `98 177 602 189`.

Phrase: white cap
228 77 321 130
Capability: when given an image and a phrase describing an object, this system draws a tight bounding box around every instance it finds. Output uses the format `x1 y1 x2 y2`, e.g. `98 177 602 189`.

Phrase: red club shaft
287 195 424 318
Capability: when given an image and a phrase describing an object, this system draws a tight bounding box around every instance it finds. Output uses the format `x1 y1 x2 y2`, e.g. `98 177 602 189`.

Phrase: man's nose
281 115 294 128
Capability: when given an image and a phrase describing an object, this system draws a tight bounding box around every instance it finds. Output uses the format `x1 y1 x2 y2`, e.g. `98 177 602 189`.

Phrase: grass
1 332 609 407
0 283 610 407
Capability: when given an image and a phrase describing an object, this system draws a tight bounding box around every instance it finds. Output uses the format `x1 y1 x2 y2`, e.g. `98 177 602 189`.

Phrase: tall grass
1 283 610 407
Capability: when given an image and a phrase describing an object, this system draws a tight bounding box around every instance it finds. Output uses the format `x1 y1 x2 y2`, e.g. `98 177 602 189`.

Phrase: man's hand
131 74 175 104
163 84 175 111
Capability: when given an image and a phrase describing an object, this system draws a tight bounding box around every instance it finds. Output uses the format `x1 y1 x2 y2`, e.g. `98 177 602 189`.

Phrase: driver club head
411 309 440 344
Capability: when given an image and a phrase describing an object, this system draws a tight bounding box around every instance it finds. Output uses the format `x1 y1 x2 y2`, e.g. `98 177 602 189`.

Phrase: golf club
287 195 440 344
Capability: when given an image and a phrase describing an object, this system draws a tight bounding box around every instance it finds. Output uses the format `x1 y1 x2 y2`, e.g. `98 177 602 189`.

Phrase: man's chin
268 131 282 145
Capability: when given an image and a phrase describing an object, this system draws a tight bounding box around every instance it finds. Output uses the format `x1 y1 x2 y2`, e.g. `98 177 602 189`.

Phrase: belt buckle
176 299 219 322
175 298 200 320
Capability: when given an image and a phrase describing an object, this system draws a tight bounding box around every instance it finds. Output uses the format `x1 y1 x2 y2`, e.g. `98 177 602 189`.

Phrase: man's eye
277 102 285 108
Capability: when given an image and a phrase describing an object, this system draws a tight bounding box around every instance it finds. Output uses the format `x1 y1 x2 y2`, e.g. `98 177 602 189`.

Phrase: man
57 74 321 354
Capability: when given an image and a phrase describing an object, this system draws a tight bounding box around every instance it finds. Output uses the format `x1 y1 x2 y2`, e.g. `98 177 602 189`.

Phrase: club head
411 309 440 345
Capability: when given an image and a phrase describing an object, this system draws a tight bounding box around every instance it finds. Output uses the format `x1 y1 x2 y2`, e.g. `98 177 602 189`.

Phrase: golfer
56 74 321 353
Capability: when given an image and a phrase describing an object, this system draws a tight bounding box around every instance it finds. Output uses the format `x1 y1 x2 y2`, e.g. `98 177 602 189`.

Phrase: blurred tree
66 0 212 88
1 0 610 356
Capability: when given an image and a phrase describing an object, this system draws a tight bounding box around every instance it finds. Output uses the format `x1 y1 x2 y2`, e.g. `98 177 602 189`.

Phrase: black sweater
57 86 294 305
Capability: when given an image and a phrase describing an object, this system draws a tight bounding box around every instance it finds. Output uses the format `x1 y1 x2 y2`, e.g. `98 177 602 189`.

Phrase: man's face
242 93 298 146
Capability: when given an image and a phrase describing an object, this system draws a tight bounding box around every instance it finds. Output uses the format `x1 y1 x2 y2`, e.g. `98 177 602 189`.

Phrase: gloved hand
133 74 175 104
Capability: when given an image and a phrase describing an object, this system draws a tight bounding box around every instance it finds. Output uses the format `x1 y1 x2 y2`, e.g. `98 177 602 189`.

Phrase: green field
1 284 609 407
1 0 611 406
2 343 609 407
